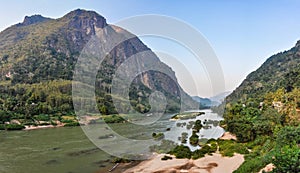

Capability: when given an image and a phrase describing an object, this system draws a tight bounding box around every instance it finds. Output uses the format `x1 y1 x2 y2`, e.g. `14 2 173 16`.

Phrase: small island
171 112 205 120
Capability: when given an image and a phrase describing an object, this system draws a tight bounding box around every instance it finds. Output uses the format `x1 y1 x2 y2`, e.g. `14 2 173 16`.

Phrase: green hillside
226 41 300 103
0 9 196 129
222 41 300 172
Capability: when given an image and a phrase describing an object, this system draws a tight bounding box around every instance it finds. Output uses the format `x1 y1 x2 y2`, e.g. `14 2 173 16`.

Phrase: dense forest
219 41 300 172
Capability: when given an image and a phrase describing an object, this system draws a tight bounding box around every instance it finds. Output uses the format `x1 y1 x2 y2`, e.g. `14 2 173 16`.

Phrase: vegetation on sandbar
171 112 205 120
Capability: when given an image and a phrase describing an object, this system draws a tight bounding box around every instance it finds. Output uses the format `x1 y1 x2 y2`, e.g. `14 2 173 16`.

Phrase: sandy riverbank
123 132 241 173
124 153 244 173
23 115 101 131
219 132 237 140
24 124 65 130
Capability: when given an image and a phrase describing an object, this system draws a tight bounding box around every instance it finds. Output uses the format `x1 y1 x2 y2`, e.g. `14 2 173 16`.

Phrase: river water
0 109 224 173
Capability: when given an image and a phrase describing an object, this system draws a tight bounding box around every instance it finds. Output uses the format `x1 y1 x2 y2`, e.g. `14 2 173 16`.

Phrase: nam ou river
0 109 224 173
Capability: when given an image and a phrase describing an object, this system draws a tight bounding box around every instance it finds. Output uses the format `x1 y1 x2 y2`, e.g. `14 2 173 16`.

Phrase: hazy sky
1 0 300 97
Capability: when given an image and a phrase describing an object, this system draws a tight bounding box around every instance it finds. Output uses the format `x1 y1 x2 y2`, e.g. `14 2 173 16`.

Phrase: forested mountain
0 9 196 127
222 41 300 172
226 41 300 103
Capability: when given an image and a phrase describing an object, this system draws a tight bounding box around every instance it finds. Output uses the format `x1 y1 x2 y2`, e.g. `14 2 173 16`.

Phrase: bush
111 157 130 163
192 120 203 132
192 142 218 159
192 149 205 159
181 132 188 143
22 122 37 126
201 145 213 154
210 143 218 152
189 132 199 146
0 124 5 130
161 155 172 160
103 115 125 123
218 139 249 157
61 119 74 123
35 114 51 121
234 156 269 173
272 145 300 173
64 122 80 127
5 124 25 130
169 145 192 159
152 132 165 140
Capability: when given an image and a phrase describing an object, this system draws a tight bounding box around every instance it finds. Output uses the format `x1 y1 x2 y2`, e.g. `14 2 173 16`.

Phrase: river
0 109 224 173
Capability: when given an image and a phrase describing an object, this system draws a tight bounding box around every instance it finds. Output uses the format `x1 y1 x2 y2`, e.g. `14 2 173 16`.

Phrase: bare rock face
0 9 197 113
20 15 52 26
65 9 107 29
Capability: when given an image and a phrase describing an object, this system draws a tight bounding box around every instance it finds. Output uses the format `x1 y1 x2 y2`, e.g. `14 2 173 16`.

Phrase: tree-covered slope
0 9 196 127
226 41 300 103
221 41 300 172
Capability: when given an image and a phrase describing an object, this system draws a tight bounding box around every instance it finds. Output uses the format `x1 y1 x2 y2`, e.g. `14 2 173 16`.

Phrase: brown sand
258 163 275 173
24 124 65 130
219 132 237 140
124 153 244 173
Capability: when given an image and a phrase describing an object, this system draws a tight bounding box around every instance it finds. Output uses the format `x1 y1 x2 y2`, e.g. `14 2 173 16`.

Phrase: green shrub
152 132 164 140
207 138 217 144
161 155 172 160
111 157 130 163
5 124 25 130
192 120 203 132
189 132 199 146
35 114 50 121
210 143 218 152
64 122 80 127
201 145 213 154
234 156 269 173
169 145 192 159
61 119 74 123
0 124 5 130
103 115 125 123
218 139 249 157
22 122 37 126
181 132 188 143
192 149 205 159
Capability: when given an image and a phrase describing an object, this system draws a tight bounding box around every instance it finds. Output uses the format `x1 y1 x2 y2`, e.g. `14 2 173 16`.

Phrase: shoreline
123 153 244 173
21 117 243 173
219 131 237 140
22 115 101 131
122 132 239 173
24 124 65 131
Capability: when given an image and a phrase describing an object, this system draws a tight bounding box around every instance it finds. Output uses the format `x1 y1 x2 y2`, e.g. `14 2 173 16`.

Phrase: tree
272 145 300 173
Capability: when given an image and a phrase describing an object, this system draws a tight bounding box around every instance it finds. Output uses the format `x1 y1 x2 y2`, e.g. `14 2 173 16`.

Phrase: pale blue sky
1 0 300 97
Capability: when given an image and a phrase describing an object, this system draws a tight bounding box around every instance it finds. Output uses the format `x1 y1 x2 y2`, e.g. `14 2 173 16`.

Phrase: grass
218 139 249 157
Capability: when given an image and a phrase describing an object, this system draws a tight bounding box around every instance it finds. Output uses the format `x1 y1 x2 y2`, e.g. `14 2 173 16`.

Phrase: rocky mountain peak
63 9 107 29
296 40 300 48
21 14 51 26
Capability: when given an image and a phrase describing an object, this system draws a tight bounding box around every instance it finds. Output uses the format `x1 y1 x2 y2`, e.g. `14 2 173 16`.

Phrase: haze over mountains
192 91 231 108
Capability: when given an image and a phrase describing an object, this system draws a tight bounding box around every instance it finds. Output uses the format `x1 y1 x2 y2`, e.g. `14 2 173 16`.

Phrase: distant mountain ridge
192 96 212 108
192 91 230 108
210 91 231 104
